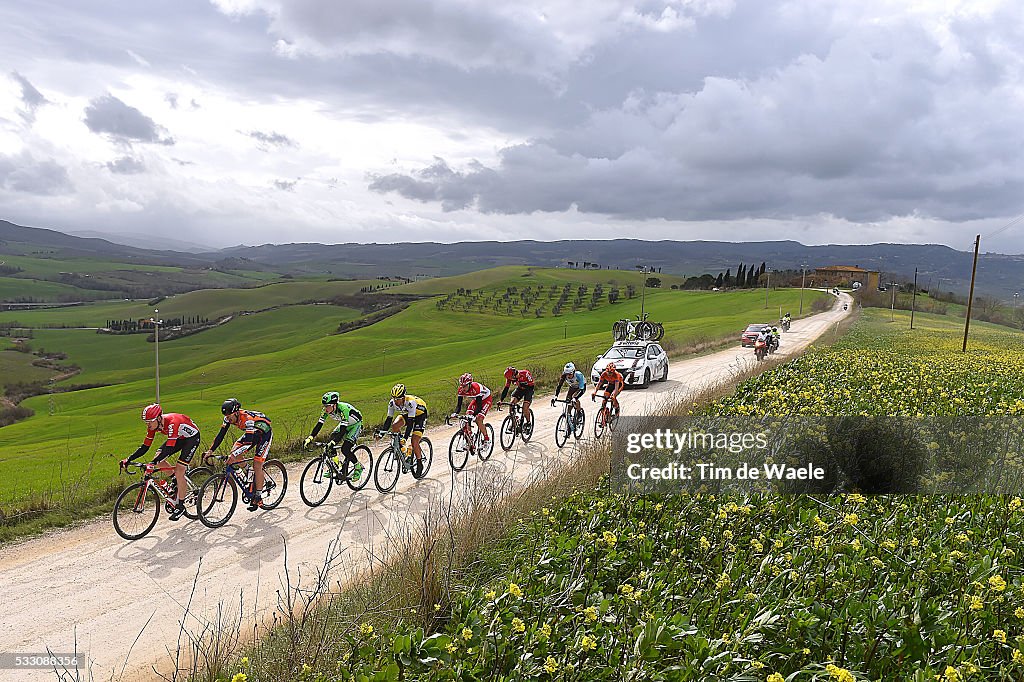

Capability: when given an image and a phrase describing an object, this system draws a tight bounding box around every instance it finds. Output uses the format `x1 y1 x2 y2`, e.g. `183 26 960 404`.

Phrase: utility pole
639 265 649 318
963 234 980 352
799 264 807 315
910 268 918 329
889 283 898 322
151 309 162 403
382 347 387 375
1014 292 1019 309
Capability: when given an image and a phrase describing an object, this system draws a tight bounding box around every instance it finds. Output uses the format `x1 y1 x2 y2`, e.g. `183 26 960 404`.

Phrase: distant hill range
3 219 1022 297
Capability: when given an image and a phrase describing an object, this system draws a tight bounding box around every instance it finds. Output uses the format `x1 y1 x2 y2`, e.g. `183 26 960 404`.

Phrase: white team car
591 340 669 388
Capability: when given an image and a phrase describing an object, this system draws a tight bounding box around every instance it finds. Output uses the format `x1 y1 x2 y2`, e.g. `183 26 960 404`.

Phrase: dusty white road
0 293 851 681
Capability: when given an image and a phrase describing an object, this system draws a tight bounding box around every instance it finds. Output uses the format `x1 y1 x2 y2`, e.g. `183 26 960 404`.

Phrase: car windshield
604 347 645 359
745 324 767 332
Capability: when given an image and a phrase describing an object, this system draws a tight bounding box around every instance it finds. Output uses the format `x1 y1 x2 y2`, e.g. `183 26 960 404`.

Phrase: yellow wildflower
544 656 559 674
508 582 523 598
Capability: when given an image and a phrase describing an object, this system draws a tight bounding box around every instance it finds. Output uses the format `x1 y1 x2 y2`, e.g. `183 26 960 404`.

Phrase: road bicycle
112 460 213 541
299 439 373 507
550 397 585 448
497 400 534 451
446 413 494 471
592 392 620 439
197 453 287 528
373 429 434 493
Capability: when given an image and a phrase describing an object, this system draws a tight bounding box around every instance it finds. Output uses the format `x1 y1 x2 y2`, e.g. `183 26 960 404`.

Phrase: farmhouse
814 265 880 290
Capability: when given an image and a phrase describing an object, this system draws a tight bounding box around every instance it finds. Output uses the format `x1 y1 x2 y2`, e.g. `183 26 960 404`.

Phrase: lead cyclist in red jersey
121 403 201 521
453 373 492 446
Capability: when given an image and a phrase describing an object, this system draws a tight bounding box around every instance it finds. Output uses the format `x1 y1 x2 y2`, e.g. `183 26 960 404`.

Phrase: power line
983 211 1024 240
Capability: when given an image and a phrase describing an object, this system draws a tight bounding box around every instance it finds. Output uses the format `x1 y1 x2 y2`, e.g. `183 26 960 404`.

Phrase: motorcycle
754 338 769 362
768 336 779 354
780 318 791 332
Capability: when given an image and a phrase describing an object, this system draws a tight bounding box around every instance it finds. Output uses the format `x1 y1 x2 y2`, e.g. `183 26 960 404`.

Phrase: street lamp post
889 283 899 322
1014 292 1019 309
911 268 918 330
151 309 162 403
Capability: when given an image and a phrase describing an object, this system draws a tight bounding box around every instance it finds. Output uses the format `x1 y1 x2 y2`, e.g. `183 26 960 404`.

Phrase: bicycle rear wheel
521 413 534 443
198 474 237 528
374 447 401 493
478 423 495 461
112 481 160 541
300 456 333 507
413 438 433 479
573 407 586 439
499 414 517 451
346 445 374 492
449 430 470 471
555 414 570 448
179 466 212 520
259 459 288 509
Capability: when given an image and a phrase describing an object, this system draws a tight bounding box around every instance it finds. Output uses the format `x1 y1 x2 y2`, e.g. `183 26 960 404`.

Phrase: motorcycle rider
770 326 781 351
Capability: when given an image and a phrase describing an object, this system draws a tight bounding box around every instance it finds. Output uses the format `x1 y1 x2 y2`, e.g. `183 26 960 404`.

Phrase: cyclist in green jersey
303 391 365 482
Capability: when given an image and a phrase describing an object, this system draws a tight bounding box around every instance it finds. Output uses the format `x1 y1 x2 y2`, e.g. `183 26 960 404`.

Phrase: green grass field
0 278 824 507
0 278 379 326
0 344 58 386
393 265 688 295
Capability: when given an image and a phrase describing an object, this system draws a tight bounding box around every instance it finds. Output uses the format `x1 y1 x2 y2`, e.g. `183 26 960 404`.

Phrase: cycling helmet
504 366 517 381
459 372 473 387
391 384 406 399
221 397 242 415
142 403 162 421
516 369 530 382
563 362 575 375
322 391 340 405
605 362 617 371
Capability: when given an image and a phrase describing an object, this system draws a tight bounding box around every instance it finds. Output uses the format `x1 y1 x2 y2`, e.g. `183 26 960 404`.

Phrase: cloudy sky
2 0 1023 251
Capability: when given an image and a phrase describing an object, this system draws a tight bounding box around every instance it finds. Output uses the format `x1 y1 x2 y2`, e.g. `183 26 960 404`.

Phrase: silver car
591 341 669 388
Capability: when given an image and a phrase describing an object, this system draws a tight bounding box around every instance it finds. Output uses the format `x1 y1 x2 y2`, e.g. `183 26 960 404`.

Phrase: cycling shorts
600 382 622 395
332 422 362 444
392 412 428 436
158 434 201 465
565 386 585 402
466 395 493 417
231 430 273 463
511 385 535 402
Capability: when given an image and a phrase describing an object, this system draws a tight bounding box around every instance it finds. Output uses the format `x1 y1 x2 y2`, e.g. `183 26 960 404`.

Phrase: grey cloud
10 71 48 123
245 130 297 150
84 94 175 145
165 92 178 109
273 179 297 191
0 153 73 195
105 156 146 174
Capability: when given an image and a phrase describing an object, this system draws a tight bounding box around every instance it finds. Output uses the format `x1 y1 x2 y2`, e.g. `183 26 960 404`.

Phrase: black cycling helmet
221 397 242 415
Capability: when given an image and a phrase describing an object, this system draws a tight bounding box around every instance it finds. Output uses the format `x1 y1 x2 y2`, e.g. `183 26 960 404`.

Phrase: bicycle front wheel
478 423 495 461
300 456 333 507
374 447 400 493
449 430 470 471
594 409 607 439
521 412 534 443
259 459 288 509
555 414 570 448
499 414 517 451
346 445 374 492
112 481 160 541
198 473 237 528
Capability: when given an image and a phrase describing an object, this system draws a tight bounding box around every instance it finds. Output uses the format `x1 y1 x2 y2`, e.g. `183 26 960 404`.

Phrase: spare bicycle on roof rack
611 312 665 342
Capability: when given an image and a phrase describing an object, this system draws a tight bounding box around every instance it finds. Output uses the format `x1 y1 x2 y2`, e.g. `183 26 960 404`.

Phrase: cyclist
121 403 201 521
552 362 586 425
592 362 624 416
303 391 365 483
498 366 535 430
203 398 272 512
452 373 492 447
378 384 428 477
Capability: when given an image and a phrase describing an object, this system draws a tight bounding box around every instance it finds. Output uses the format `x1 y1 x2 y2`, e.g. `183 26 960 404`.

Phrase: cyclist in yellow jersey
379 384 429 478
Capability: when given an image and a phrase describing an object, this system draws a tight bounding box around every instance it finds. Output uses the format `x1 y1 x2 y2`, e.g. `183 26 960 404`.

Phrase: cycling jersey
554 371 586 397
382 395 429 438
500 370 535 401
455 382 492 417
128 413 200 462
210 409 272 451
598 368 624 389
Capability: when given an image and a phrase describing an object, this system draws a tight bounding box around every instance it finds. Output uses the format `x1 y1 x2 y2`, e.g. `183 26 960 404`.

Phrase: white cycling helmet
563 362 575 375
